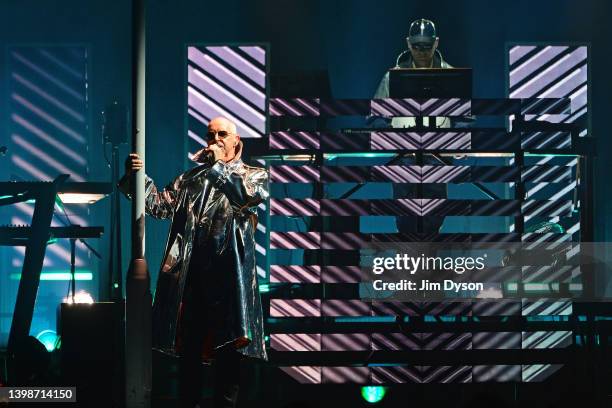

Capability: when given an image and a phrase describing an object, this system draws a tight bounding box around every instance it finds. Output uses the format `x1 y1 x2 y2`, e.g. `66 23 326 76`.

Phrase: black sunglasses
206 130 234 140
411 43 434 51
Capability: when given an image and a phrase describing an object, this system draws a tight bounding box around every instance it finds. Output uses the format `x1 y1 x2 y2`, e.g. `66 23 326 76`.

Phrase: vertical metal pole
126 0 151 406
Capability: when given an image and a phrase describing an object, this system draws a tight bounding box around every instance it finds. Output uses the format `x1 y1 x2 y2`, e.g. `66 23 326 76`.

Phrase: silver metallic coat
119 146 269 361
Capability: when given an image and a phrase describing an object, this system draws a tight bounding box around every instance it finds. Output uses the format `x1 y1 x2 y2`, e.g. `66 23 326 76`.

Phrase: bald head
208 116 237 135
206 116 241 162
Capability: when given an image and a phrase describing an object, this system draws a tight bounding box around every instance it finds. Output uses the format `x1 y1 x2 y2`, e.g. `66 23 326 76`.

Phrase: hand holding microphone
192 142 225 164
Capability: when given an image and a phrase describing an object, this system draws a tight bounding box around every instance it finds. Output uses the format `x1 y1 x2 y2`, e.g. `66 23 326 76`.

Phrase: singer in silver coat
119 117 268 366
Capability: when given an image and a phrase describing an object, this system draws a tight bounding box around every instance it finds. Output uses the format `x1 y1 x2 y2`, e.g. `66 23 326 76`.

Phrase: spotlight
63 290 94 304
35 329 60 352
360 386 387 404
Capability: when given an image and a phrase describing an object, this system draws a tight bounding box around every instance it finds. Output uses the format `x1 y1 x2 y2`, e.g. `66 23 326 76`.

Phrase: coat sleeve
118 173 181 219
205 161 269 214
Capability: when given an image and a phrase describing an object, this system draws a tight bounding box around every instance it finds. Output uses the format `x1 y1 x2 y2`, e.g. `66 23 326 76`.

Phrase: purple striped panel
421 366 472 383
522 364 563 382
279 366 321 384
322 333 370 351
310 163 513 181
306 199 526 217
372 333 420 350
321 233 368 250
509 45 537 66
371 166 421 182
269 131 320 150
187 66 263 130
510 46 568 88
375 365 477 384
320 199 370 216
521 200 573 221
321 266 362 283
372 366 422 383
271 333 321 351
7 46 91 318
420 98 471 116
419 199 448 216
322 300 371 316
270 232 320 249
420 132 471 150
522 331 572 349
321 166 370 182
371 98 471 117
371 131 420 150
207 46 265 87
269 98 319 116
371 98 420 116
521 131 571 149
509 45 588 137
187 46 266 139
270 165 319 182
522 165 573 183
474 366 521 382
322 367 370 384
420 332 472 350
521 300 572 317
239 46 265 65
473 332 521 349
472 301 521 316
511 47 585 99
370 131 471 150
270 265 320 283
270 299 321 317
371 199 422 216
521 265 575 284
270 198 319 215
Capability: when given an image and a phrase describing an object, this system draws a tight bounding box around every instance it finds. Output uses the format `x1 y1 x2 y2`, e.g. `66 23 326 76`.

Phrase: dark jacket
119 142 269 362
374 49 453 98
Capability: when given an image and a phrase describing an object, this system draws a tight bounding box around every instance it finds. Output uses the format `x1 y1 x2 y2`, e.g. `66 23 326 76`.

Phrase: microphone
192 143 223 164
205 150 215 163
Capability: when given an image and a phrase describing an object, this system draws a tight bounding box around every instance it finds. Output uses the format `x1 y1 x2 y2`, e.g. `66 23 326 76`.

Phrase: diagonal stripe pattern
186 45 267 161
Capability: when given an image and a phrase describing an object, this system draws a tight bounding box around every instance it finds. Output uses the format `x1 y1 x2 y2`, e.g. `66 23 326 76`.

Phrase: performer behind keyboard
374 18 453 127
372 19 452 234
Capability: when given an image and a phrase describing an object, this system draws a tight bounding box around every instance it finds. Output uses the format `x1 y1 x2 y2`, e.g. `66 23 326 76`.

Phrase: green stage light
10 270 93 281
35 329 60 352
259 283 270 293
361 386 387 404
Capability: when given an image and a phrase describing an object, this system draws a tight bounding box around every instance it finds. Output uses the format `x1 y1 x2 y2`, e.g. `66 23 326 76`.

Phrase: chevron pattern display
253 44 591 385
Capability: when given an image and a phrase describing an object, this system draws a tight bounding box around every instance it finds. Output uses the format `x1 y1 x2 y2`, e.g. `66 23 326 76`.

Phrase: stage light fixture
35 329 60 352
63 290 94 304
360 386 387 404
